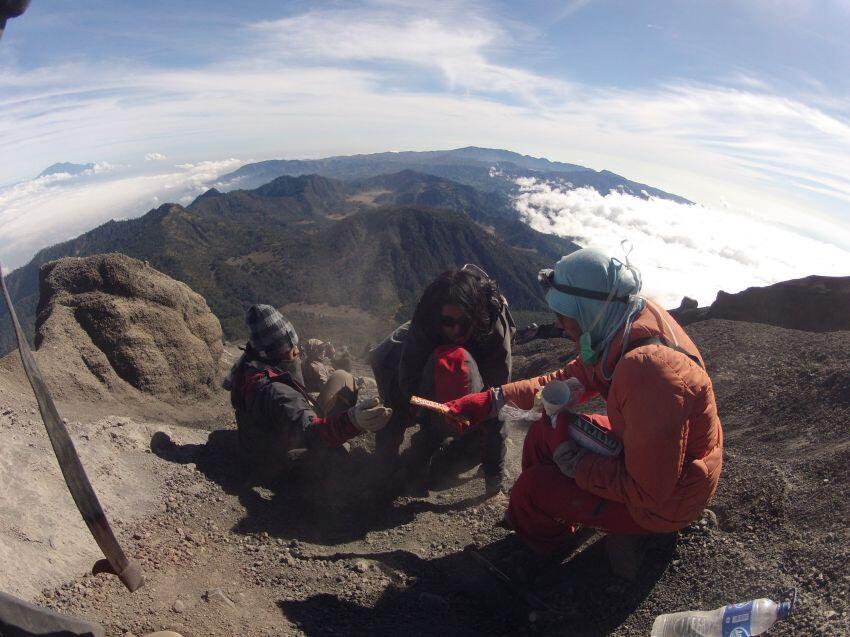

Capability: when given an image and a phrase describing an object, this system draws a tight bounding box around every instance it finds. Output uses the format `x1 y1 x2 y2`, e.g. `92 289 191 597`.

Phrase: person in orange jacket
443 247 723 555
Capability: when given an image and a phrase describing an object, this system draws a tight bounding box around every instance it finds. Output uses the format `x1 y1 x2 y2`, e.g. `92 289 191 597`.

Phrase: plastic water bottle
651 589 796 637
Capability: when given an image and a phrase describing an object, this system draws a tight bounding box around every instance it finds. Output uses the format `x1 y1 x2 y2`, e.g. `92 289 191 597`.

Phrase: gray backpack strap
366 322 410 409
624 336 703 369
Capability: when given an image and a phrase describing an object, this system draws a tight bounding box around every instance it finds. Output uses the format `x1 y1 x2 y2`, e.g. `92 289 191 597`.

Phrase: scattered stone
472 533 489 546
171 599 185 613
351 559 370 573
203 588 236 609
701 509 719 528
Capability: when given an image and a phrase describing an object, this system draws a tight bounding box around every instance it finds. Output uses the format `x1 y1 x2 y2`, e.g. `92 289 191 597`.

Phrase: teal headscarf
544 248 645 377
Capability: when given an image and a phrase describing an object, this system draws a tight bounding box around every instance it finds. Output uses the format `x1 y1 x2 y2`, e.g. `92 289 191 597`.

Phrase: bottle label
722 601 753 637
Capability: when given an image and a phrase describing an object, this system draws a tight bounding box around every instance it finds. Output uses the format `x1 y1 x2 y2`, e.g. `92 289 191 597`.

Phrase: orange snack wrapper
410 395 470 428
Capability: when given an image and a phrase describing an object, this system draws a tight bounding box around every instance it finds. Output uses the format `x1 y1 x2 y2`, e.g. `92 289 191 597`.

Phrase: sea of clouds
513 177 850 308
0 158 241 271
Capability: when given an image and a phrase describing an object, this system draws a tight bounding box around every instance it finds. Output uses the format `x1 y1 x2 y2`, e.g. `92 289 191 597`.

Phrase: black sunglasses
439 314 472 331
537 269 631 303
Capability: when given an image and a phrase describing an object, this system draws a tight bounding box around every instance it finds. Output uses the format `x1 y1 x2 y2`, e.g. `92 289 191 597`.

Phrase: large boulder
32 253 223 401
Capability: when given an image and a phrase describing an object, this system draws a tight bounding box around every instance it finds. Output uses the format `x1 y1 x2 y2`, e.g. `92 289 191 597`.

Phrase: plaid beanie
246 304 298 355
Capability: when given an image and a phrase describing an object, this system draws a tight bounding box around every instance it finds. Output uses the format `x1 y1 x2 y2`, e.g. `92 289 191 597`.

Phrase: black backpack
366 321 410 411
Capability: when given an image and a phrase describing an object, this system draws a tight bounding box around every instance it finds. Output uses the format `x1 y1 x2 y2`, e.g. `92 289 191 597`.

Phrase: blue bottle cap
777 588 797 620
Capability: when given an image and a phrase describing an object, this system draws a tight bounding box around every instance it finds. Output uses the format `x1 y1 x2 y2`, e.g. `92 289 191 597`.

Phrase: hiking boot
604 532 677 581
496 509 515 530
426 437 465 489
484 472 505 497
503 527 597 588
503 546 555 588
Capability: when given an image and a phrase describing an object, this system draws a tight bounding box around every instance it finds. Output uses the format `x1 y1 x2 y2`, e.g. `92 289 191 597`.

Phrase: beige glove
349 397 392 433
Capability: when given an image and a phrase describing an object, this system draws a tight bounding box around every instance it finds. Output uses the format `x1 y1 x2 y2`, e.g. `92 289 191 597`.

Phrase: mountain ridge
1 170 580 355
217 147 692 204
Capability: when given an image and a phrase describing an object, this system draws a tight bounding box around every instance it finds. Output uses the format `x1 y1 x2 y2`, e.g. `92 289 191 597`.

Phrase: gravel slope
3 319 848 636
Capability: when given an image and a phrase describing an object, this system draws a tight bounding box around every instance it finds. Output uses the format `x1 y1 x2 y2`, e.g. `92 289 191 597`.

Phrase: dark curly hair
411 267 503 344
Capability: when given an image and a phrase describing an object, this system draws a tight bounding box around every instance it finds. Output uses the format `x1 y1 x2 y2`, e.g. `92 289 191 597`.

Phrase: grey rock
203 588 236 609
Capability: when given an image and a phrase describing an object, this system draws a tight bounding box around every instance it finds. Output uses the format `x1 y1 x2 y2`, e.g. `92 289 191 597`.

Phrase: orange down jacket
501 300 723 532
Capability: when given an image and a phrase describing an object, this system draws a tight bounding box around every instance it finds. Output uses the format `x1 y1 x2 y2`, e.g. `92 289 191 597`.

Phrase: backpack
366 321 410 411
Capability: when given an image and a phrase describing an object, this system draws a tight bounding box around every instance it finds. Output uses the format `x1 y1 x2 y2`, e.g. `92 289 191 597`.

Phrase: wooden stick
1 267 144 592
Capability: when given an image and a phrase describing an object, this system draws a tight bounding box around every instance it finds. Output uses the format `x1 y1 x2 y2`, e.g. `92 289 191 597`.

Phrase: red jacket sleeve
500 355 599 410
574 352 691 507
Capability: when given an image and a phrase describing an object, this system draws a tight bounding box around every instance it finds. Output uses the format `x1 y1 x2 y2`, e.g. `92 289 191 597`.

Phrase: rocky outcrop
670 277 850 332
32 253 223 401
707 275 850 332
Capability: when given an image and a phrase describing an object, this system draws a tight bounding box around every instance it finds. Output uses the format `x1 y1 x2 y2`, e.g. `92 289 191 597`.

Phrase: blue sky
0 0 849 296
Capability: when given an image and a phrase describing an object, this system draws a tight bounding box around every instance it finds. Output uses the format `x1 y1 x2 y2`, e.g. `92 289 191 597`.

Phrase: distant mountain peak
38 162 95 178
253 173 345 198
193 187 222 202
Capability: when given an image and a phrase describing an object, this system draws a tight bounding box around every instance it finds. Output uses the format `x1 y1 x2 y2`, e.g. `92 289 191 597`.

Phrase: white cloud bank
0 159 241 270
514 178 850 308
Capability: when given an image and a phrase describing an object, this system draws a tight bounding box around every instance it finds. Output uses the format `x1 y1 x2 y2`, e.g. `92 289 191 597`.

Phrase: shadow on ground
150 429 486 545
151 429 672 635
279 537 672 636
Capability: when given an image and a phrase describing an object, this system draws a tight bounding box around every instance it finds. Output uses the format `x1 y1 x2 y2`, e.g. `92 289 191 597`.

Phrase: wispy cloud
555 0 595 22
0 159 241 269
250 10 570 100
144 152 167 161
514 178 850 307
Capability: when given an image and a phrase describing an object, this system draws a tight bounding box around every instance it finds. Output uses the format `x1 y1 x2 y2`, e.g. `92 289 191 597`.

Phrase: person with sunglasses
368 265 515 496
441 248 723 562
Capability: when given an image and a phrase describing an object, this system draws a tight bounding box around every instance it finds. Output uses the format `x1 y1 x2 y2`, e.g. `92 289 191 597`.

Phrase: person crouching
443 248 723 556
369 266 515 496
225 304 392 481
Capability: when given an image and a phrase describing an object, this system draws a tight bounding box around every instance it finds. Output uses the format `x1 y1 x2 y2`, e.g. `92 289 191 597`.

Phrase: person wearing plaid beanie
227 304 392 480
246 304 299 360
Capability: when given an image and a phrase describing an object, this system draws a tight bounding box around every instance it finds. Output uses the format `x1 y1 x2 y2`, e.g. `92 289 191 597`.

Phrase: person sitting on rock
224 304 392 479
441 248 723 555
368 265 515 496
300 337 354 393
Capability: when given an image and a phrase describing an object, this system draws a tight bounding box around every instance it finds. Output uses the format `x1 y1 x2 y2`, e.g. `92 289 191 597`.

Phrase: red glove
313 412 360 447
443 390 495 432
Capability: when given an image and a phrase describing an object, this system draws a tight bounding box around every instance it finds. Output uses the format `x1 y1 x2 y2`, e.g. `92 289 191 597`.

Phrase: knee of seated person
319 369 357 416
327 368 356 390
511 465 556 502
428 345 484 399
